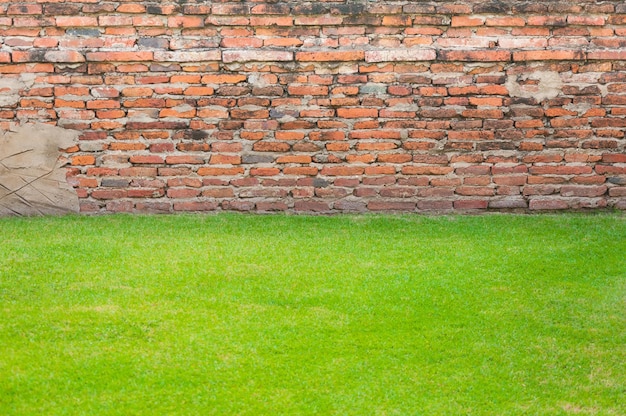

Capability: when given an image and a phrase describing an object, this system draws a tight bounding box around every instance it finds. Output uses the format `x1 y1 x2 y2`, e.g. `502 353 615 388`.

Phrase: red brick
294 201 330 212
71 155 96 166
439 50 511 62
276 155 312 164
129 155 164 164
184 87 214 96
288 85 328 96
154 51 221 62
377 154 412 163
168 16 204 28
368 201 416 211
87 51 154 62
223 50 293 63
402 166 453 175
513 50 586 61
365 166 397 175
250 168 280 176
250 4 290 14
448 131 495 141
167 188 201 198
8 4 43 14
595 165 626 175
337 108 378 118
451 16 485 27
210 155 241 165
365 49 436 62
92 190 127 200
201 74 247 84
417 200 454 211
166 156 204 165
174 201 219 212
454 200 489 209
381 15 412 27
485 17 526 27
128 189 165 198
321 166 364 176
560 185 608 197
272 131 303 141
462 109 504 119
87 100 120 110
197 167 245 176
99 15 133 26
568 15 606 26
587 50 626 60
56 16 98 26
529 165 593 175
493 175 527 186
122 87 153 97
117 4 145 13
602 154 626 163
119 167 157 177
294 16 343 26
296 51 365 62
249 16 293 27
283 167 319 176
253 142 291 152
529 199 569 210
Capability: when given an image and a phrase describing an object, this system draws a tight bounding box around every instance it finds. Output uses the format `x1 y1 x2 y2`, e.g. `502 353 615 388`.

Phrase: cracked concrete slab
0 123 80 216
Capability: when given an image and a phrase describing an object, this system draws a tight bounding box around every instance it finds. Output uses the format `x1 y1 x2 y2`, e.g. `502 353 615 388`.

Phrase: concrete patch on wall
0 74 36 107
0 123 79 216
506 71 563 102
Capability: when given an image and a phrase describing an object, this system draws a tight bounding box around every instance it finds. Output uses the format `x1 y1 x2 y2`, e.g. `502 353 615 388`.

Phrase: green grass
0 213 624 415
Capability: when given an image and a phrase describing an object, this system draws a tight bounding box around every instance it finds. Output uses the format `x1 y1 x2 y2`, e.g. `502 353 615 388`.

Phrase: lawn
0 213 624 415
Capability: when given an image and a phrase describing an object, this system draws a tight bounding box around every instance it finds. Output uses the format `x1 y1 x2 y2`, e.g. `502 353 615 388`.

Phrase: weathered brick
154 51 221 62
337 108 378 118
294 16 343 26
587 50 626 60
365 49 436 63
168 16 204 28
87 51 154 62
223 50 293 63
368 201 416 211
529 199 569 210
451 16 485 27
513 50 586 61
288 85 328 96
253 142 291 152
56 16 98 27
249 16 293 27
454 200 489 210
485 17 526 27
296 51 365 62
321 166 364 176
439 50 511 62
174 201 219 212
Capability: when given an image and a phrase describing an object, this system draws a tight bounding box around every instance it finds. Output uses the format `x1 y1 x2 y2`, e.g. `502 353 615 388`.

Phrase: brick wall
1 0 625 213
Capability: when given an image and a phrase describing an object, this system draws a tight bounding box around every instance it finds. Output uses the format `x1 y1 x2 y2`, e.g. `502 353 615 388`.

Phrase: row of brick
0 1 624 17
78 198 620 215
4 49 626 65
5 13 626 26
4 36 626 53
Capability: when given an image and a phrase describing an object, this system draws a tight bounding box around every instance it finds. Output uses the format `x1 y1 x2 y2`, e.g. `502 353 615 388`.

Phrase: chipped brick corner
0 0 625 214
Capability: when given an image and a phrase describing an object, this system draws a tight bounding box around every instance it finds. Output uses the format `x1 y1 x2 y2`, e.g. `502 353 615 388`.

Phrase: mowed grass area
0 213 624 415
